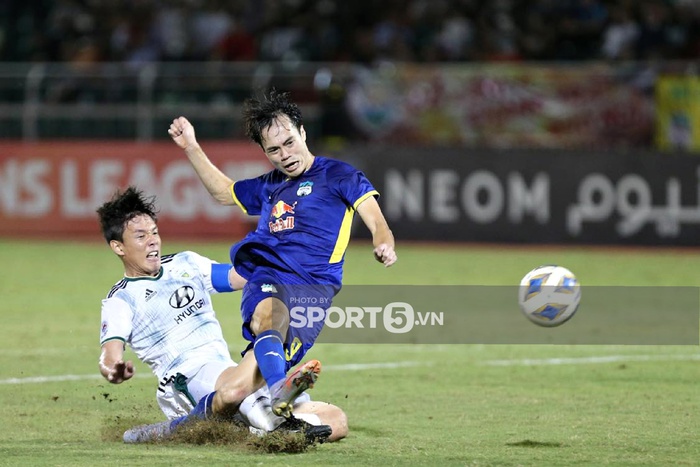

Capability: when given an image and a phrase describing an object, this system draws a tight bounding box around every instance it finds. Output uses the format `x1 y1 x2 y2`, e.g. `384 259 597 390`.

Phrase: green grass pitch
0 238 699 466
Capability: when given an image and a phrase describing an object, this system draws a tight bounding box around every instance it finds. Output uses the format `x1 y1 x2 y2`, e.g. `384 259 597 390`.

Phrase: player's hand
374 244 397 267
168 116 197 150
107 360 135 384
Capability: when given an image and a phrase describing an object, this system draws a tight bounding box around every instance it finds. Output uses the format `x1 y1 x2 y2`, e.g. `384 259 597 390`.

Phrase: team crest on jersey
297 181 313 197
100 321 108 339
169 267 192 279
261 284 278 293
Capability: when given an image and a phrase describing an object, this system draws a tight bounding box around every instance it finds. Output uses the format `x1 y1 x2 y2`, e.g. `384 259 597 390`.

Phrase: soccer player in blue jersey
168 89 397 418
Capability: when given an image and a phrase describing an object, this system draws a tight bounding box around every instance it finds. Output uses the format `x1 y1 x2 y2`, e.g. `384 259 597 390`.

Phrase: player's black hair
96 186 158 243
243 88 304 147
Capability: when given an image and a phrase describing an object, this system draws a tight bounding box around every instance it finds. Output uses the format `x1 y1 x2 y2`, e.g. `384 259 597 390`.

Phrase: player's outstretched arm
228 265 248 291
168 116 236 206
356 197 397 267
99 340 135 384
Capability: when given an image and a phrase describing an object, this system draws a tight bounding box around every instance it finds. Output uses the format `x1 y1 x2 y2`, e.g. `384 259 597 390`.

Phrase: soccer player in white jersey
97 186 347 443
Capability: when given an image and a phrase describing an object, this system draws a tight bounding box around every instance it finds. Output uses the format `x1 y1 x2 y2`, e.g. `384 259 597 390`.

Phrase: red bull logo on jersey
269 200 297 233
270 200 296 219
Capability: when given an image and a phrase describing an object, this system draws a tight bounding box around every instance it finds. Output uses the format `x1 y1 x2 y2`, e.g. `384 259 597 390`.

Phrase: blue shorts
240 266 339 371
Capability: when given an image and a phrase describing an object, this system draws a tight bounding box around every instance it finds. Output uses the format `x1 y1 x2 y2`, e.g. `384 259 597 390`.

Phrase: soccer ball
518 265 581 327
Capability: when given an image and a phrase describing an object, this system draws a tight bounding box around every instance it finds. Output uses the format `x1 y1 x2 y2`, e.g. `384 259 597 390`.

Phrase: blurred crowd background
1 0 699 150
2 0 700 243
2 0 700 65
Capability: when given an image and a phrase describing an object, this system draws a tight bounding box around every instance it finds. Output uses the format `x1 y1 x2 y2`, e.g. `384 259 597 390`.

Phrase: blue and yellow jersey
229 156 378 284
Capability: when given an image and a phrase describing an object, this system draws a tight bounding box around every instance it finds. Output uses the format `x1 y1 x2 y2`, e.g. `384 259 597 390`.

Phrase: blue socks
253 329 286 389
169 391 216 430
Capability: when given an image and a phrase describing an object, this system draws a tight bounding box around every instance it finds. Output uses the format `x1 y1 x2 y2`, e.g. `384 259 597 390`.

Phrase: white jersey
100 251 233 381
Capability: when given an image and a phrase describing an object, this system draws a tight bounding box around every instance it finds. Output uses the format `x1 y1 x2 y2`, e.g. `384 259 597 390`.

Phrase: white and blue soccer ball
518 265 581 327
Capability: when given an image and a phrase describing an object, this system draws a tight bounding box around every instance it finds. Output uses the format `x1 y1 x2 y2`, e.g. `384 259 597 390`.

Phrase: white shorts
156 360 313 431
157 360 235 420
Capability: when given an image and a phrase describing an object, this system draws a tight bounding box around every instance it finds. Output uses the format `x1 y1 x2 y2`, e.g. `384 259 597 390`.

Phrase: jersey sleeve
333 166 379 209
100 296 133 346
182 251 234 294
231 176 267 216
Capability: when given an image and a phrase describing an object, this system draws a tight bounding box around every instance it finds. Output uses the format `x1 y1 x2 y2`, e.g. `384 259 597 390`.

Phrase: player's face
112 214 161 278
260 116 314 178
